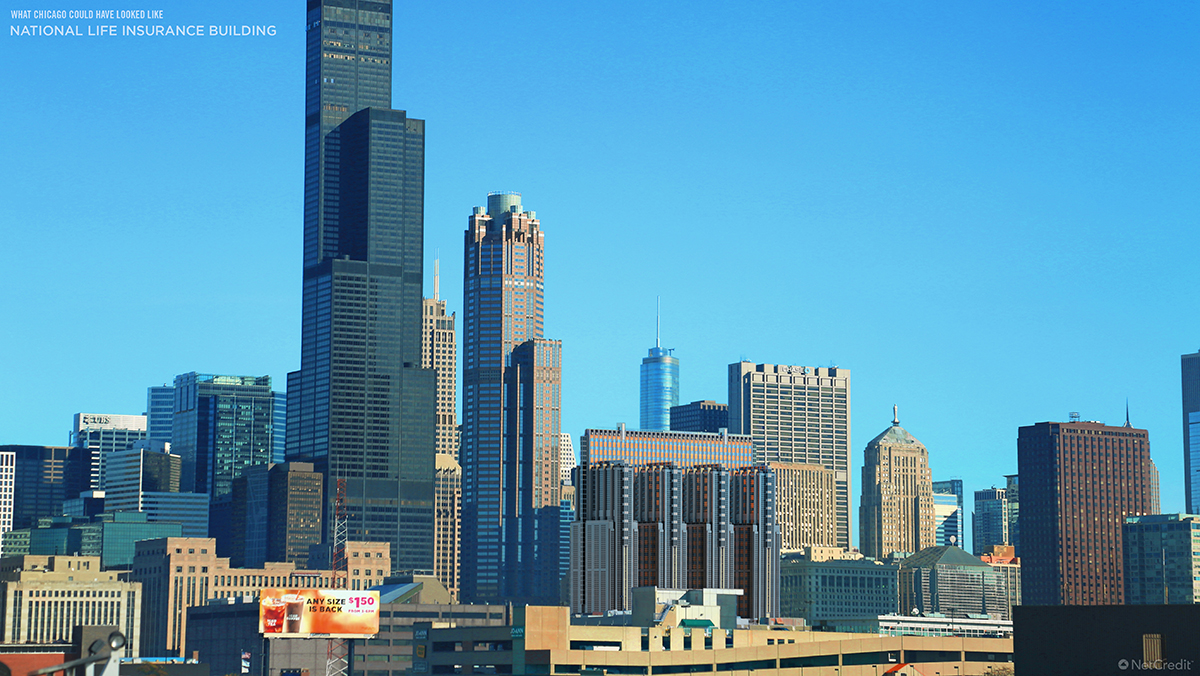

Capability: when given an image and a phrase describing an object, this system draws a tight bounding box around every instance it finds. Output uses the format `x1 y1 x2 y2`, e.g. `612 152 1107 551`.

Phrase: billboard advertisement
259 589 379 638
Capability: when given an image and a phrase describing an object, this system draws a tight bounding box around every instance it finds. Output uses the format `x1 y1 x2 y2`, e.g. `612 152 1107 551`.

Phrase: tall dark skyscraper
460 192 564 604
1183 350 1200 514
286 0 435 572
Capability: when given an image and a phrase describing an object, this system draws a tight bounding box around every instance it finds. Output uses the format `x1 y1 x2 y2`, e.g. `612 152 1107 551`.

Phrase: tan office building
859 410 935 560
130 537 388 657
434 453 461 600
769 462 838 551
422 290 458 460
0 555 141 654
728 362 851 548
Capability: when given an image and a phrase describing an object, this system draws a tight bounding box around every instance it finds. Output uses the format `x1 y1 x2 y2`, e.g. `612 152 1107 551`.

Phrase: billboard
259 589 379 638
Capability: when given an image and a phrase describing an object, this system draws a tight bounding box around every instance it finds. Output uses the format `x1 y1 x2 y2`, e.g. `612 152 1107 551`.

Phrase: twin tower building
285 0 561 604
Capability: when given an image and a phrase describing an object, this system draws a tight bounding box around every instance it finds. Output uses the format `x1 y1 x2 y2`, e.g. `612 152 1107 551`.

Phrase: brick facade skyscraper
460 192 563 604
1018 419 1156 605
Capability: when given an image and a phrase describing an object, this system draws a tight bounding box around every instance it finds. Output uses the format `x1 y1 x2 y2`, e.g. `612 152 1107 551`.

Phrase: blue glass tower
1183 351 1200 514
640 347 679 431
639 309 679 431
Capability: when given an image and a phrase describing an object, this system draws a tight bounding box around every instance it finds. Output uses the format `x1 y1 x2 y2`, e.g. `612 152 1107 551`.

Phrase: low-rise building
0 555 141 654
130 537 388 657
899 546 1009 621
780 548 898 622
186 575 508 676
412 604 1014 676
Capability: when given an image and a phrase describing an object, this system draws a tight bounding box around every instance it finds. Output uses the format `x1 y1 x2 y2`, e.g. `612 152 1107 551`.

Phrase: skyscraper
423 263 458 459
639 321 678 430
285 0 435 573
434 453 461 600
460 192 563 604
71 413 147 490
1018 419 1155 605
932 479 964 548
859 409 935 560
1183 351 1200 514
146 385 175 443
171 372 274 498
972 487 1009 556
728 362 851 548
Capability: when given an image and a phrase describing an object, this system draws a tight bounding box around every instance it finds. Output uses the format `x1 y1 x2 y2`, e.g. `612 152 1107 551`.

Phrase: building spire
1124 399 1132 428
893 404 899 425
434 253 440 301
656 296 660 349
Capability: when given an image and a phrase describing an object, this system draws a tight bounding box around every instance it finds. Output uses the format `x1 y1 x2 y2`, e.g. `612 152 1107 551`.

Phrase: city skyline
4 0 1200 551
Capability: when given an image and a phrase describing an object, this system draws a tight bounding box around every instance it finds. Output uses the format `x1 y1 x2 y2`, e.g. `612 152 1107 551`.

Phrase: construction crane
326 478 349 676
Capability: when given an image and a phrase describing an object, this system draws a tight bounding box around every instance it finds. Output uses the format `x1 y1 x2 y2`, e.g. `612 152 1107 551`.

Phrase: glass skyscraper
171 372 274 499
1183 351 1200 514
285 0 435 573
932 478 964 548
460 192 564 604
640 346 678 431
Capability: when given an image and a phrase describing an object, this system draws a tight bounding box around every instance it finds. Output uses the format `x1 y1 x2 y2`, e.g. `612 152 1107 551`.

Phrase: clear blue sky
4 1 1198 549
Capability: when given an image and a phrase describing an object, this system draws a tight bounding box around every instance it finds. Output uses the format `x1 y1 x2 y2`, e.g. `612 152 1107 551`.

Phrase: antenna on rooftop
434 252 440 301
656 296 660 349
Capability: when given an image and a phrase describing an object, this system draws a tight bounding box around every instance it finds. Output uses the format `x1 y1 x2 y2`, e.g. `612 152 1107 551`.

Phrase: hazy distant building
859 410 935 560
272 391 287 463
146 385 175 443
423 283 458 459
571 462 780 619
581 426 754 468
728 362 850 548
1123 513 1200 604
1004 473 1020 555
640 342 679 431
670 400 729 433
1184 351 1200 514
932 479 964 548
71 413 147 490
434 453 461 601
770 462 839 551
900 545 1009 620
558 433 575 485
460 192 563 605
973 487 1010 556
1018 419 1156 605
0 451 12 554
779 548 898 622
2 511 182 568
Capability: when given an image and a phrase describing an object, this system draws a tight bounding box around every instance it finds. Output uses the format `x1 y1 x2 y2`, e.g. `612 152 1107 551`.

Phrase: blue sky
3 1 1197 549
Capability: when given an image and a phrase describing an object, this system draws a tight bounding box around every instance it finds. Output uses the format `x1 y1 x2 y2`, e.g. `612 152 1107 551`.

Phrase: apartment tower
460 192 563 604
285 0 435 572
728 362 851 548
1018 419 1156 605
